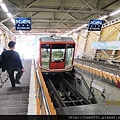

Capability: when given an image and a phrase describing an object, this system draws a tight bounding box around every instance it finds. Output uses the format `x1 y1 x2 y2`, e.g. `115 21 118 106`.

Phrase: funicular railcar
39 36 75 73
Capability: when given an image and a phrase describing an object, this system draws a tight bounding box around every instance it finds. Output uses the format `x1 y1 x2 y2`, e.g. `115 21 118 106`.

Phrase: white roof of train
40 36 75 43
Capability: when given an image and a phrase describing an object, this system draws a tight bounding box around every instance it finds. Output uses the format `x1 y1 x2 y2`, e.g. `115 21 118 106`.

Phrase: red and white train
38 35 75 73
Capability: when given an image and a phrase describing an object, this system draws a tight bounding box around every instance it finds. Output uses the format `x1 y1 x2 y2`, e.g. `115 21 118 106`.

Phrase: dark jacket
1 50 23 71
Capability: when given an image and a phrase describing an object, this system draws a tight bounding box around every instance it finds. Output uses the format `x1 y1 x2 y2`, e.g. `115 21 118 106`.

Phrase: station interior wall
76 17 120 61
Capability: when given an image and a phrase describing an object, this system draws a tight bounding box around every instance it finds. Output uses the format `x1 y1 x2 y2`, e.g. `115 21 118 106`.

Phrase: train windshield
51 44 65 62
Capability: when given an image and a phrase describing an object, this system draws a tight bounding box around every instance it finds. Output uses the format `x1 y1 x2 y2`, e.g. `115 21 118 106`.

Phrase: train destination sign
88 19 103 31
15 18 31 30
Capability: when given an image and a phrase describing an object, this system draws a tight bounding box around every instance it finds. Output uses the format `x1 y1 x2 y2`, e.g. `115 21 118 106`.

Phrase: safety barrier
33 59 56 115
74 60 120 89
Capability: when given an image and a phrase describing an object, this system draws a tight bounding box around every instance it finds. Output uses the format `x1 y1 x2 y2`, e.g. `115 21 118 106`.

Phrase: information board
88 20 103 31
15 17 31 30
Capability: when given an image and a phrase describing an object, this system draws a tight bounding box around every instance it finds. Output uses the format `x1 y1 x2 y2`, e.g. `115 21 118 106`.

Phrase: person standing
1 41 25 87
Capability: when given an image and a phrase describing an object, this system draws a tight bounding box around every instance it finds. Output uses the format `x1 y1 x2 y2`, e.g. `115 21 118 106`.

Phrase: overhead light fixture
0 3 8 12
0 0 3 4
98 15 108 20
110 9 120 16
7 12 12 18
76 24 87 31
11 18 15 25
19 30 23 36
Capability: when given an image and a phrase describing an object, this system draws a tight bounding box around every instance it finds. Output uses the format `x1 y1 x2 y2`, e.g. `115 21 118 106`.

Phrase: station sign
88 20 103 31
15 17 31 30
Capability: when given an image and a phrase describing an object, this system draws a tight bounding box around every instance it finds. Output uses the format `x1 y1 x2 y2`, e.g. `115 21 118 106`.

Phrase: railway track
42 73 91 109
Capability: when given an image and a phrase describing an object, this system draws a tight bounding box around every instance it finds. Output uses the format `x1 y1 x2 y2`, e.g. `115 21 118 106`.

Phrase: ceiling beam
6 0 19 8
67 13 77 21
31 12 41 18
60 0 64 10
96 0 101 11
2 8 108 14
81 0 94 11
26 0 40 8
0 12 21 24
101 0 119 11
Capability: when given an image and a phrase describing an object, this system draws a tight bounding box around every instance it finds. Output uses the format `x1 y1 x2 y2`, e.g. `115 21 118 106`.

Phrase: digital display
88 20 103 31
15 17 31 30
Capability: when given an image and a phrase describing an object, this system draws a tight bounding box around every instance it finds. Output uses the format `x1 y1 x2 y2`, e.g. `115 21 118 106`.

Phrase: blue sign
88 20 103 31
15 18 31 30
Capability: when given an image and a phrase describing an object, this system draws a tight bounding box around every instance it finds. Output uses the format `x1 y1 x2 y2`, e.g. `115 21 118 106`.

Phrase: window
51 44 65 62
41 44 50 68
65 44 75 67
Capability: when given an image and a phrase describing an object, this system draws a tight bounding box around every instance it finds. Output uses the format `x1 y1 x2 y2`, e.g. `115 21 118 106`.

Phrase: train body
39 36 75 73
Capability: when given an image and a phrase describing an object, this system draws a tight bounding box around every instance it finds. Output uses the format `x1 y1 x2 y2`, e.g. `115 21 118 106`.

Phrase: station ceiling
0 0 120 35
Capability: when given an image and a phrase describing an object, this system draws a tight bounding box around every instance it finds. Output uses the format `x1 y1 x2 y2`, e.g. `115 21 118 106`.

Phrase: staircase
0 86 29 115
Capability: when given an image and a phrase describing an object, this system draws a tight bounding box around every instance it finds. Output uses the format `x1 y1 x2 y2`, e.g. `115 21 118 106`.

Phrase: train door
50 44 65 69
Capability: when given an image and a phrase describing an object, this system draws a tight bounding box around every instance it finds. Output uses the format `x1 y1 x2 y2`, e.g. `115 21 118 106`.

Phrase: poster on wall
92 41 120 50
88 20 103 31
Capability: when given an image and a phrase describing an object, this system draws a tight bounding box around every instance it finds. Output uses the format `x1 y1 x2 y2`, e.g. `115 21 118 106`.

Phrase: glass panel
65 48 74 67
41 48 50 68
51 49 65 62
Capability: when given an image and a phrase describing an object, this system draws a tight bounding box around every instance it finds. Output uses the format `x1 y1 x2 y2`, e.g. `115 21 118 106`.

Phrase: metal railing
33 59 56 115
0 69 8 87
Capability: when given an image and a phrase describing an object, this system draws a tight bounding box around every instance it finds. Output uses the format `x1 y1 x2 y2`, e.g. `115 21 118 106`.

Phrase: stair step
0 86 29 115
0 105 28 115
0 86 29 95
0 99 29 107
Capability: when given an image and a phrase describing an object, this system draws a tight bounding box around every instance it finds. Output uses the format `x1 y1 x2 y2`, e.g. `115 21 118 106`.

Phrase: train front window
51 44 65 62
41 44 50 68
65 44 75 67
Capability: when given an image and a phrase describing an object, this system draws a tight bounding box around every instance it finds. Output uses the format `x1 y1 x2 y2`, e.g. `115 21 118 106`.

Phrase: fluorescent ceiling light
98 15 108 20
19 30 23 36
110 9 120 16
7 12 12 18
0 0 3 4
11 18 15 25
1 3 8 12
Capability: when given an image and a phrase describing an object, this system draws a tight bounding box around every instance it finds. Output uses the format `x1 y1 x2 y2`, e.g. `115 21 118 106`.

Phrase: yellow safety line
106 73 113 81
98 70 103 78
111 75 118 83
103 72 108 79
74 62 118 84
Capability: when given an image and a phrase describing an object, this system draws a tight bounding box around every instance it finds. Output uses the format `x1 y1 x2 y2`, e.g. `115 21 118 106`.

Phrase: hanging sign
88 20 103 31
15 17 31 30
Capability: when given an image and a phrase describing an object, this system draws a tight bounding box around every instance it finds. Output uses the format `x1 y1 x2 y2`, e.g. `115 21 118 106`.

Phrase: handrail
0 69 8 87
33 59 56 115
